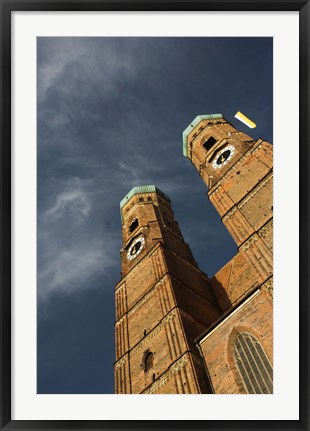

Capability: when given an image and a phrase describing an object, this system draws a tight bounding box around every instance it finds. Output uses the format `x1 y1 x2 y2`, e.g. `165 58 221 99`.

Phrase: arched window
143 351 154 372
234 332 273 394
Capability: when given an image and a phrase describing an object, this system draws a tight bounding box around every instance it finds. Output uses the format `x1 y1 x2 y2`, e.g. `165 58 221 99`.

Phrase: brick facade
114 114 273 394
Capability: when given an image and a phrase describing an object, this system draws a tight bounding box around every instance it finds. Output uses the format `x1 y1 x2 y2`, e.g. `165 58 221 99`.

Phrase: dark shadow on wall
210 275 232 312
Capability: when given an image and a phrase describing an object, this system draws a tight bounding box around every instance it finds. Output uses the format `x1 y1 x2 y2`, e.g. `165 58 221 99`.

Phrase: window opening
234 332 273 394
203 136 217 151
143 351 154 372
129 218 139 233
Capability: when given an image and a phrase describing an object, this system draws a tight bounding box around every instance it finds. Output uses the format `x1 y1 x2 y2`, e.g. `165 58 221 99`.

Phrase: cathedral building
114 114 273 394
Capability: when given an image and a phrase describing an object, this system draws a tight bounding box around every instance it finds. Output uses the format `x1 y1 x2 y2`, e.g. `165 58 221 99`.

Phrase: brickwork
114 114 273 394
222 207 255 245
126 275 175 349
183 115 273 394
207 140 273 247
199 283 273 393
188 120 256 188
210 250 260 310
120 194 195 277
239 174 272 231
142 351 209 394
210 229 273 311
216 142 272 203
259 219 273 252
115 190 221 393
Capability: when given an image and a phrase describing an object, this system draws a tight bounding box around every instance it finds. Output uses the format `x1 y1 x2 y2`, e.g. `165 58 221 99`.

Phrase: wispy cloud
38 176 120 303
118 162 142 186
45 178 91 221
38 39 83 102
37 37 272 306
37 237 114 302
38 38 141 104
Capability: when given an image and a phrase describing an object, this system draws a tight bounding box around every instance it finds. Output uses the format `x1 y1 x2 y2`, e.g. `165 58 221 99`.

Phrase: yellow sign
234 111 256 128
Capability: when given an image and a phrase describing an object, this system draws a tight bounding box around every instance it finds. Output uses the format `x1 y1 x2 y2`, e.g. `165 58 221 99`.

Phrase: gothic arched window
234 332 273 394
143 351 154 372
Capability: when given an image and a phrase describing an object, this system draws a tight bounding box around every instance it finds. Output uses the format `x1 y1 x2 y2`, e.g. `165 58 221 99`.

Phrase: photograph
37 36 273 395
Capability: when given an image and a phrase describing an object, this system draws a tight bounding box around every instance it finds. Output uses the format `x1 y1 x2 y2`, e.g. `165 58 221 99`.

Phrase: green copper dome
120 185 170 210
182 113 223 157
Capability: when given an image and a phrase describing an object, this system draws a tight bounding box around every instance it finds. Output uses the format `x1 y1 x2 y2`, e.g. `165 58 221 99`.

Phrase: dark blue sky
37 37 272 394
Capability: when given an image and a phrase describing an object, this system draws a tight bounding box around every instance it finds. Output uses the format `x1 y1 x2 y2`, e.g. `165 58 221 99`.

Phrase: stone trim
262 277 273 297
259 219 273 237
239 233 259 252
238 173 273 209
115 283 127 320
115 314 127 326
143 353 189 394
114 354 128 369
241 233 272 278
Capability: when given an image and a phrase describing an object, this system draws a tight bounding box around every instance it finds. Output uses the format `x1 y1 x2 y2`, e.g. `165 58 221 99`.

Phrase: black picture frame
1 1 309 430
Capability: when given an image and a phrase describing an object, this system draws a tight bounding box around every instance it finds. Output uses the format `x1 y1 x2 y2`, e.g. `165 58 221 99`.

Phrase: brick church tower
114 114 273 394
114 185 221 393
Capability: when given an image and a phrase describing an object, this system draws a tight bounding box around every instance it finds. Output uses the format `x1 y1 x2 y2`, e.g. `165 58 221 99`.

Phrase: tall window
143 351 154 372
234 332 273 394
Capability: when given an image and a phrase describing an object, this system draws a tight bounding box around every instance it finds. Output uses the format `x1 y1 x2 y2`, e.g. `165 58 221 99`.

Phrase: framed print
1 1 309 430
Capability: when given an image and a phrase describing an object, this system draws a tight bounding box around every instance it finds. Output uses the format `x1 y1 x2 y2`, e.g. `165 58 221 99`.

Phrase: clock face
127 236 145 260
212 145 235 169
